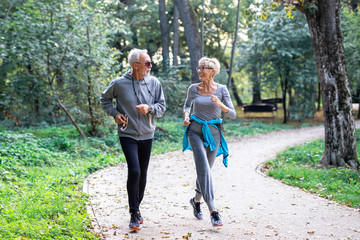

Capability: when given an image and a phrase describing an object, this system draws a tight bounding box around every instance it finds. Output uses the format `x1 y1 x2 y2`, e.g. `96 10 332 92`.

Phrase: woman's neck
200 79 215 91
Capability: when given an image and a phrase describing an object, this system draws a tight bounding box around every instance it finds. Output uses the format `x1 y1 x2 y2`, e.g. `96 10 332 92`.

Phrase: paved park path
84 121 360 239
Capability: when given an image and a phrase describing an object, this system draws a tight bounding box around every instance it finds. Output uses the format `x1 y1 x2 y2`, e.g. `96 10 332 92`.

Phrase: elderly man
100 49 166 230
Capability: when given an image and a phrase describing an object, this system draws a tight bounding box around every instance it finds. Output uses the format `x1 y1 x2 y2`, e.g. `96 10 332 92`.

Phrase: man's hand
136 104 150 115
115 113 127 125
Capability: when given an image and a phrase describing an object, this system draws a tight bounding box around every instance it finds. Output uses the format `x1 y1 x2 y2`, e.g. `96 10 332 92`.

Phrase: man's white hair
128 49 148 68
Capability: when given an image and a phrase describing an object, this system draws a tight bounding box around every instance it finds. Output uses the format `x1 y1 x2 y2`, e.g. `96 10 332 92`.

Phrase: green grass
0 116 294 239
264 129 360 208
0 130 121 239
223 119 293 137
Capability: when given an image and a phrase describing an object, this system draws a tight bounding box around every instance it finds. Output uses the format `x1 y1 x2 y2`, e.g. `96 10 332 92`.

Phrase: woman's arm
183 85 194 126
211 86 236 119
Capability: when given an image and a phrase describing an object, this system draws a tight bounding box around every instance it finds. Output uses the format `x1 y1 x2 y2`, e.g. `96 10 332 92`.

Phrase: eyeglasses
135 61 152 67
196 66 213 71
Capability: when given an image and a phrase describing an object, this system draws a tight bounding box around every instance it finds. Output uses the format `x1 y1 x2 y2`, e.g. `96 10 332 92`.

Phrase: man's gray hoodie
100 70 166 140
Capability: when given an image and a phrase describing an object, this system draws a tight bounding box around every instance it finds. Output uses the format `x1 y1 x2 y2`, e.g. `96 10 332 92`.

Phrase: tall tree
158 0 170 72
173 0 201 82
172 5 180 66
227 0 241 92
276 0 359 168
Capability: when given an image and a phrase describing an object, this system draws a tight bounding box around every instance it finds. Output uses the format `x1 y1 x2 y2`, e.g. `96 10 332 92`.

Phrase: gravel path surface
83 122 360 240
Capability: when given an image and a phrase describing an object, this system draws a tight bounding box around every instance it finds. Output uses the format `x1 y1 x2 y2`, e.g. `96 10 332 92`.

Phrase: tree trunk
86 24 98 136
223 61 243 106
251 64 261 104
317 82 321 111
358 91 360 119
200 0 205 57
57 98 87 140
173 0 201 82
288 87 292 118
172 5 179 66
231 77 243 106
280 75 288 124
298 0 358 168
158 0 170 72
227 0 241 90
251 77 261 104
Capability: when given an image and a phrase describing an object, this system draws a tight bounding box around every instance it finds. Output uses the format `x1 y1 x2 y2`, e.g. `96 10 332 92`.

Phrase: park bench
260 98 282 111
260 97 282 104
243 103 277 113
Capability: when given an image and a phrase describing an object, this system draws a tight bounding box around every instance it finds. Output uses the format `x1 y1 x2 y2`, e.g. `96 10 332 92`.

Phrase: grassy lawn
0 126 122 239
0 116 292 239
1 113 359 239
263 129 360 208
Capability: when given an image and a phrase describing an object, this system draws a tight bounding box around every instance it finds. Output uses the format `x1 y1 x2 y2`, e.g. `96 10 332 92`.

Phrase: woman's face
196 64 214 82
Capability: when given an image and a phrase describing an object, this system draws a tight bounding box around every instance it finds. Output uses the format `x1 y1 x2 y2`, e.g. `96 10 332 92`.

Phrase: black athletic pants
119 137 153 214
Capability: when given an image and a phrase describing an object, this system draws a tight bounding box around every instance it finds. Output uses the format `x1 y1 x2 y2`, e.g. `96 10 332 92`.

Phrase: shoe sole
130 225 140 230
213 223 223 227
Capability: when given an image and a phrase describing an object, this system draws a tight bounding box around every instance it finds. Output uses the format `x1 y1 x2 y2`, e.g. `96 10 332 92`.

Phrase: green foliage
0 118 294 238
0 129 122 239
239 5 318 120
342 8 360 101
0 0 119 128
156 68 189 117
265 130 360 208
22 125 83 139
224 119 293 137
1 0 359 131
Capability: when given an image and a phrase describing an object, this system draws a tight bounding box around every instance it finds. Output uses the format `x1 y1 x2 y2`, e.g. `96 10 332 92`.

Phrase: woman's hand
210 95 229 113
210 95 221 106
183 116 191 126
184 112 191 126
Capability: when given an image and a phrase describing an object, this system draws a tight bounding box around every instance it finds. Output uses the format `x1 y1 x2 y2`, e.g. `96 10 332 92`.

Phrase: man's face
134 53 152 79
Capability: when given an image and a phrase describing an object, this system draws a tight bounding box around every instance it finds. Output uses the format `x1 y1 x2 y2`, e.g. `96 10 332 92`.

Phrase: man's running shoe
138 212 144 224
210 211 223 227
129 212 141 230
189 197 203 220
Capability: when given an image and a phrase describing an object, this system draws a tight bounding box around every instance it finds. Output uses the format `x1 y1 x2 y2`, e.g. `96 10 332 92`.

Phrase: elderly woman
183 57 236 227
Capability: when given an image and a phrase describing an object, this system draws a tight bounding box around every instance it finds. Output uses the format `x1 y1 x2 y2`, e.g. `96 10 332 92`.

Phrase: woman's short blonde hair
198 57 221 75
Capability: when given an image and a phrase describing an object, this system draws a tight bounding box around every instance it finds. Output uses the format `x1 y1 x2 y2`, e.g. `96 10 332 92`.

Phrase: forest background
1 0 360 239
1 0 359 133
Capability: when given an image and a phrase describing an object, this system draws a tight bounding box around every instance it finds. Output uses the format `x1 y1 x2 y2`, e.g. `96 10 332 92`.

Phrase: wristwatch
148 105 153 114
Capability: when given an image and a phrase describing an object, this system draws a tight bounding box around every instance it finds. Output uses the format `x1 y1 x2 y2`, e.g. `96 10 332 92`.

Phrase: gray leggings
188 121 220 212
